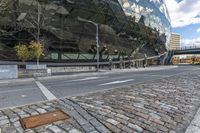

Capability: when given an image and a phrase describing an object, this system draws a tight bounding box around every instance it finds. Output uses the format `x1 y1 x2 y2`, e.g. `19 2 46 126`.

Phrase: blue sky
165 0 200 47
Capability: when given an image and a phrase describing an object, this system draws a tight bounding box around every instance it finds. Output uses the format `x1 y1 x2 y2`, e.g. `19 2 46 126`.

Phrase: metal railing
172 46 200 51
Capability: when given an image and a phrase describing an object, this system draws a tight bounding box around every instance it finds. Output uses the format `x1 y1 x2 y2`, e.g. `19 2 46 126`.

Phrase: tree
0 0 9 12
15 44 30 63
16 0 49 42
29 41 44 66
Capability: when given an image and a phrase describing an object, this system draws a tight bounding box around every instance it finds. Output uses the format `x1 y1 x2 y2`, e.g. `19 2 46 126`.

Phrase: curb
38 65 178 80
0 78 35 84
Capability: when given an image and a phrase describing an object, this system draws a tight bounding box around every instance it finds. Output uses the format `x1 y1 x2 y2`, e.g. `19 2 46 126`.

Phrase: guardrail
173 46 200 51
0 54 164 67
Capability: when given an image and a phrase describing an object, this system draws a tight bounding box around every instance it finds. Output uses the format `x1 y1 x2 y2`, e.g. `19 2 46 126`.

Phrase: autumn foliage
15 41 44 65
15 44 30 62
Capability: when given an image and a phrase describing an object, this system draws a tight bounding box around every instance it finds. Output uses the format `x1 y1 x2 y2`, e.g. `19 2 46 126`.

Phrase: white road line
35 81 57 100
98 79 134 86
0 88 36 94
150 75 168 77
64 76 108 83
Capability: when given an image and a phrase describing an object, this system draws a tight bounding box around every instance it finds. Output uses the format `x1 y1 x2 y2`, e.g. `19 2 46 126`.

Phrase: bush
29 41 44 66
15 44 30 63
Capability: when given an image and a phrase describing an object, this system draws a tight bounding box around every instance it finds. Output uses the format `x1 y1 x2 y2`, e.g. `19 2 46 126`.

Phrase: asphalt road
0 65 199 109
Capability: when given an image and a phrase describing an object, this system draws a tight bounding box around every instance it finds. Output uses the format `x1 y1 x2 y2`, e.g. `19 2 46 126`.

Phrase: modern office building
0 0 171 62
169 33 180 50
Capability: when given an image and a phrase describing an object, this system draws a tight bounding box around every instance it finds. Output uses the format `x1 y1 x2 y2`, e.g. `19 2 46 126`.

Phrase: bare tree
0 0 9 12
16 0 45 40
16 0 69 53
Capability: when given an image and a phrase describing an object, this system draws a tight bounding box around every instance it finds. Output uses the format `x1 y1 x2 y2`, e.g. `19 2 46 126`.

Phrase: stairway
165 51 174 65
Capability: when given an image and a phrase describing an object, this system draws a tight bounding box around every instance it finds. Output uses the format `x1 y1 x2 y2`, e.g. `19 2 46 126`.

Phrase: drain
20 110 70 129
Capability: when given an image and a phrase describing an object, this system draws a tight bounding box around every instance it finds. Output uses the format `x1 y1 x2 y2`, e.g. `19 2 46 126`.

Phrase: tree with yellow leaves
15 44 30 63
29 41 44 66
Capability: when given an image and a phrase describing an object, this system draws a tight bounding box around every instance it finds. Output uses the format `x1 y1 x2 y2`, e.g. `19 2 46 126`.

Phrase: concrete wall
49 66 96 74
0 65 18 79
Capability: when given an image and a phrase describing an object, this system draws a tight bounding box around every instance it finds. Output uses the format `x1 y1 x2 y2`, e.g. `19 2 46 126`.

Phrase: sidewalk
0 65 178 84
0 69 200 133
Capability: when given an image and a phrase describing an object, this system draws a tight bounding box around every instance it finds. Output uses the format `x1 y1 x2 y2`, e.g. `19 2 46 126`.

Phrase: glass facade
119 0 171 48
0 0 171 62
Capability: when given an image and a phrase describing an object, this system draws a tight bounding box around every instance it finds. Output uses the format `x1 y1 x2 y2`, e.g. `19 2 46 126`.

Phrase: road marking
21 95 27 98
35 81 57 100
64 76 108 83
0 88 37 94
98 79 134 86
150 75 168 77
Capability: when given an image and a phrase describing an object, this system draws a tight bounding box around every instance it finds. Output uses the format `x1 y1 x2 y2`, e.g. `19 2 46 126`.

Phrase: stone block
0 65 18 79
26 64 47 70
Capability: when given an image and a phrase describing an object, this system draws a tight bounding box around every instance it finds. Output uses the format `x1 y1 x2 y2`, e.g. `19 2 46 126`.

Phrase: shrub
15 44 30 63
29 41 45 66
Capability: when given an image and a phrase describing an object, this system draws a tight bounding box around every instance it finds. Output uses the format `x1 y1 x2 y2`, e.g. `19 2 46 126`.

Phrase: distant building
169 33 180 50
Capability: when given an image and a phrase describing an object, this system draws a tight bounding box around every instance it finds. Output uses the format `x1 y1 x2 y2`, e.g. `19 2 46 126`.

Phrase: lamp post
77 17 100 72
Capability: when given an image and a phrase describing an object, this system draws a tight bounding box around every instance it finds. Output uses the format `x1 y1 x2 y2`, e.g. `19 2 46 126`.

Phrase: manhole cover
20 110 70 129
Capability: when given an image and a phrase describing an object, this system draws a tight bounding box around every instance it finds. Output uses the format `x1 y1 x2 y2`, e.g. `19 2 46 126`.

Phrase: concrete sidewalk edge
38 65 178 80
0 65 178 84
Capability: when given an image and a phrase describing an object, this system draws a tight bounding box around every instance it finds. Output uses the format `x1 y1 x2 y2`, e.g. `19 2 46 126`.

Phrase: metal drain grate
20 110 70 129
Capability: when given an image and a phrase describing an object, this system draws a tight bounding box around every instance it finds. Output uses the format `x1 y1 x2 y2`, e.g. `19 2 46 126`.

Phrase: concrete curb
0 78 35 84
38 65 178 80
185 106 200 133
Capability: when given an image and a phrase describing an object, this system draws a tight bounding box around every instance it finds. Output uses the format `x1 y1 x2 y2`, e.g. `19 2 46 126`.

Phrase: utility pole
77 17 100 72
37 0 40 42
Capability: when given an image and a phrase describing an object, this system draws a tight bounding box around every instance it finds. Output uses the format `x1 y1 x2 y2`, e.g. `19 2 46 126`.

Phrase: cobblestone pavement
0 71 200 133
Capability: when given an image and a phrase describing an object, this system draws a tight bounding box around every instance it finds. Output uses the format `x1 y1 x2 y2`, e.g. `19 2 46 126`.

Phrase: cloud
165 0 200 28
197 28 200 33
181 38 200 47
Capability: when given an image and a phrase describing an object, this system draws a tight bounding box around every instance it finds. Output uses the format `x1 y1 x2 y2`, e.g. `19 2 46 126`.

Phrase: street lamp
77 17 100 72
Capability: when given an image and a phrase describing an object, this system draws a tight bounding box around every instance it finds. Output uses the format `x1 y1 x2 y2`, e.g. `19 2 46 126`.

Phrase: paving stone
89 131 99 133
96 125 111 133
106 119 119 125
0 116 8 120
73 112 88 126
89 119 102 127
35 126 49 132
24 129 35 133
149 117 165 125
116 114 129 121
36 108 47 114
48 126 62 133
169 130 177 133
16 126 25 133
13 121 21 128
1 126 17 133
82 123 96 132
0 119 9 126
59 123 72 131
128 123 143 133
68 129 82 133
19 114 30 118
149 113 161 120
122 126 133 132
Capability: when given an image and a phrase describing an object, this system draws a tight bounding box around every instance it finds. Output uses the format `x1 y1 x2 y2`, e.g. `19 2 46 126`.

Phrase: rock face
0 0 169 62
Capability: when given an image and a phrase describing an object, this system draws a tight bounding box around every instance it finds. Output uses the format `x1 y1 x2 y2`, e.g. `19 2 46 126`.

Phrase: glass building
0 0 171 62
